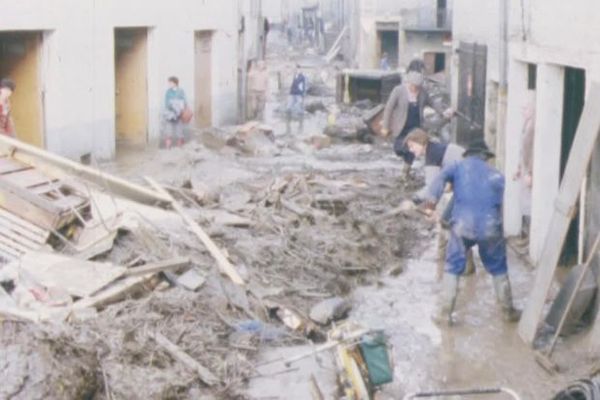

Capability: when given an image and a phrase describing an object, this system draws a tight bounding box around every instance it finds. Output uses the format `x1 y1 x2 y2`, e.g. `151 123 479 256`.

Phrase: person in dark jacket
381 71 453 174
424 138 520 325
404 128 475 279
287 65 306 115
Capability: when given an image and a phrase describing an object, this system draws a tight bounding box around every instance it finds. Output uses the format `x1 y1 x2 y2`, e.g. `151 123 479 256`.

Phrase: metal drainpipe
238 0 248 123
496 0 509 170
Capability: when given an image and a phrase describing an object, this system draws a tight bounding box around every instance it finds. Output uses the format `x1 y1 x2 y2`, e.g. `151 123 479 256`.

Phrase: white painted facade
0 0 240 160
503 0 600 263
348 0 452 71
453 0 600 264
450 0 503 150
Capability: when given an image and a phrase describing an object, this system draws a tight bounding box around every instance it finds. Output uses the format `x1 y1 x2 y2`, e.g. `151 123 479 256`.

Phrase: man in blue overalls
424 138 520 325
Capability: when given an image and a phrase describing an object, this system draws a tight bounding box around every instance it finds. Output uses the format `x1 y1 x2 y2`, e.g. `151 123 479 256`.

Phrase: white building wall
0 0 239 160
351 0 448 70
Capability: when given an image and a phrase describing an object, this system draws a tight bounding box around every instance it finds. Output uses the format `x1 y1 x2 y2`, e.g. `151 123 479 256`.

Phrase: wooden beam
124 257 190 277
518 81 600 345
0 135 171 206
145 177 245 286
0 305 41 322
72 274 154 310
149 332 219 386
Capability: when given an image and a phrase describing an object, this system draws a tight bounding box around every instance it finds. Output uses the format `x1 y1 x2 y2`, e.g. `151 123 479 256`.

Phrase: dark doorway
434 53 446 73
423 52 446 74
456 42 487 145
559 67 586 266
377 30 398 69
437 0 448 28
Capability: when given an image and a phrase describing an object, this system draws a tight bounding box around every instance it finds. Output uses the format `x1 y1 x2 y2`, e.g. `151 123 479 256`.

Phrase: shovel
534 232 600 374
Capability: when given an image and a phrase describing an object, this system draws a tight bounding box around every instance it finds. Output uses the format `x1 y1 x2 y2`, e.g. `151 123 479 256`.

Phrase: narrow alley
1 1 600 400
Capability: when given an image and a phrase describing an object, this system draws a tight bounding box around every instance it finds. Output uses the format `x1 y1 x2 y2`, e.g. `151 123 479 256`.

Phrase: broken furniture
0 134 170 262
337 69 402 105
0 256 191 322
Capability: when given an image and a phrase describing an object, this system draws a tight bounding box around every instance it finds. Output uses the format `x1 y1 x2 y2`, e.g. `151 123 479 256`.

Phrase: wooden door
195 31 213 128
115 28 148 144
0 32 44 147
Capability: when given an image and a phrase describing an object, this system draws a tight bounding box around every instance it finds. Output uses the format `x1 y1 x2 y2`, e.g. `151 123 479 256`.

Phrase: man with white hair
381 70 453 174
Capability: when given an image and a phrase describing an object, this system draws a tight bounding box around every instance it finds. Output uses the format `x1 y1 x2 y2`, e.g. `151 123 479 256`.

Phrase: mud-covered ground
1 30 598 400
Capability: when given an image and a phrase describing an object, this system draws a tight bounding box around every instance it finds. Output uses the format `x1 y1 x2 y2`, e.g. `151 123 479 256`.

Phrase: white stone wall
350 0 450 70
0 0 240 160
504 0 600 255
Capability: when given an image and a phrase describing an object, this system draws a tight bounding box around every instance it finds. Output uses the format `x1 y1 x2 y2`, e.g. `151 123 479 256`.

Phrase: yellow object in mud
327 113 336 126
336 342 371 399
330 322 372 400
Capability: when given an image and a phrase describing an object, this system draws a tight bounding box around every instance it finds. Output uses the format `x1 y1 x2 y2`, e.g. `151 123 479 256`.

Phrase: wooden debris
72 274 154 311
124 257 190 277
145 177 245 286
19 252 127 298
0 134 170 206
0 304 41 322
149 332 219 387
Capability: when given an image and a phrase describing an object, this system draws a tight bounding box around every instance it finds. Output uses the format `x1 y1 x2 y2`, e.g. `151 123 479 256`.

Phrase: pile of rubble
0 127 431 398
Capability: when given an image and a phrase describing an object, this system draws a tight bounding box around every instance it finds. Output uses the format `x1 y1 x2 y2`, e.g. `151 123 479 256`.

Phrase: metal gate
456 42 487 145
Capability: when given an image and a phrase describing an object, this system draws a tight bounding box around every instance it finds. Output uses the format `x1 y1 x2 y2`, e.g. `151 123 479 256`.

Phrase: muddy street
2 8 600 400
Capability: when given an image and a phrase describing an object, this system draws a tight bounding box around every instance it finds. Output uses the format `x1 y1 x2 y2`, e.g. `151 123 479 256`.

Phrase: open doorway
376 28 398 69
114 27 148 146
423 52 446 74
0 31 45 147
559 67 586 267
194 31 213 128
456 41 487 145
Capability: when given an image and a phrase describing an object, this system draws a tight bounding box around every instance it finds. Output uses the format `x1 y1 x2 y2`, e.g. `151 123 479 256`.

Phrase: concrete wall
504 0 600 253
350 0 450 70
0 0 240 160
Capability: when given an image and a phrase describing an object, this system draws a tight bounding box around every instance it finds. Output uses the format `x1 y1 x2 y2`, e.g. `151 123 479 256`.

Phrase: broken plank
0 135 171 206
145 177 245 286
72 273 154 310
0 228 43 252
0 157 30 175
518 81 600 345
19 252 127 298
0 305 41 322
0 242 22 258
0 207 49 237
149 332 219 386
0 214 49 245
1 168 55 188
0 234 31 254
124 257 190 277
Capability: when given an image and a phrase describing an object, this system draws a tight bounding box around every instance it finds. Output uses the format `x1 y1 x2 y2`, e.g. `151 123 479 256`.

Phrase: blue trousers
446 230 508 276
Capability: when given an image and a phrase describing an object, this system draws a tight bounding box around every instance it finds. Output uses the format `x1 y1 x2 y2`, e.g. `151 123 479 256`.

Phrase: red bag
180 106 193 124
